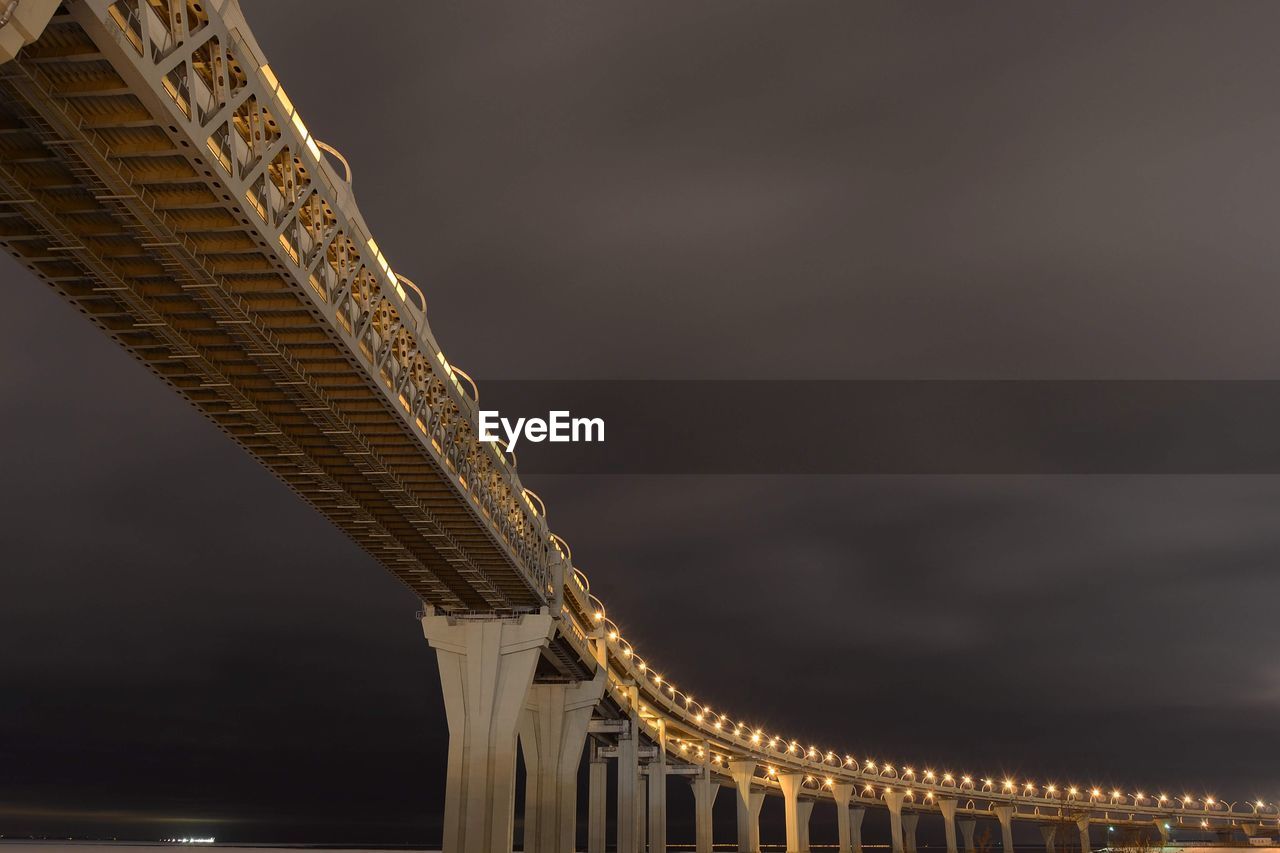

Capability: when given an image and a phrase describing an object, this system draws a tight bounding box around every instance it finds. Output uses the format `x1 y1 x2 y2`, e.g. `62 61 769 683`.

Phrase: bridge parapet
15 0 564 609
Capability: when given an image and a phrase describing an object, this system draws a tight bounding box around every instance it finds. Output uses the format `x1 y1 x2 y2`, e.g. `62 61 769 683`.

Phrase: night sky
2 0 1280 846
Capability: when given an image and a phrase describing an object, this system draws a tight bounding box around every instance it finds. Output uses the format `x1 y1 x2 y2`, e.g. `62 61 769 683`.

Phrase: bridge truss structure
0 2 1272 852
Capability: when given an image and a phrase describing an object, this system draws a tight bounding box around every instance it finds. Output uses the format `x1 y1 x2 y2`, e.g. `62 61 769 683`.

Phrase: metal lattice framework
0 0 1272 843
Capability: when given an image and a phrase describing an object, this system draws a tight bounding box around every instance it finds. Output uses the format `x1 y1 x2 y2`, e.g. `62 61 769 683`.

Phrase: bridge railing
87 0 562 605
583 612 1261 826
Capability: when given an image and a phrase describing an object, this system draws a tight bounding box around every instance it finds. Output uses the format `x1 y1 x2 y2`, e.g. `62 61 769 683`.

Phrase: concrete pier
850 806 867 853
779 773 807 853
884 791 906 853
587 743 606 853
995 805 1016 853
616 718 640 853
832 783 855 853
903 811 920 853
730 759 757 853
1039 824 1057 853
518 675 604 853
422 611 554 853
798 799 814 852
939 798 959 853
749 789 766 852
959 818 977 853
690 769 719 853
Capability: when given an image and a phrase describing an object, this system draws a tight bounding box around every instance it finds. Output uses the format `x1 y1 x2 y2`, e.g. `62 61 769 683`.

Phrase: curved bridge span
0 3 1270 852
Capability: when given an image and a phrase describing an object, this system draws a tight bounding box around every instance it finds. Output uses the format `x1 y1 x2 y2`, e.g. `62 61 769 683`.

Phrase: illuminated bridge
0 2 1272 851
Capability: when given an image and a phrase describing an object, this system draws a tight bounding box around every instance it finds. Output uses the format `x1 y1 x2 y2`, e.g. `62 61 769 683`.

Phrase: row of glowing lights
648 741 1235 832
583 599 1269 817
255 51 1268 826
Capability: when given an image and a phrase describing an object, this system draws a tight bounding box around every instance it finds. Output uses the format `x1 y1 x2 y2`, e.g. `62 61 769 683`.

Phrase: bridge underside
0 7 552 616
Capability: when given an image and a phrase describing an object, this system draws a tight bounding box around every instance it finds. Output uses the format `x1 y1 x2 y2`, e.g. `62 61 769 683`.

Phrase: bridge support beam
959 819 977 853
1076 817 1091 853
518 673 605 853
779 773 807 853
798 799 814 851
587 742 607 853
750 790 766 852
994 805 1016 853
1040 824 1057 853
939 798 959 853
903 812 920 853
850 806 866 853
1153 819 1171 847
646 733 668 853
884 791 906 853
832 783 854 853
730 759 758 852
422 610 554 853
690 772 720 853
636 771 648 853
617 718 640 853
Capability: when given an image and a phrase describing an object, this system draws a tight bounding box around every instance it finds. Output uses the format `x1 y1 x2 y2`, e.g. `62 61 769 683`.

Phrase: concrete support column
749 790 766 852
903 812 920 853
587 743 606 853
1040 824 1057 853
422 611 553 853
959 819 977 853
636 776 648 852
779 773 807 853
939 798 959 853
647 732 667 852
884 791 907 853
729 760 758 853
850 806 866 853
1076 817 1091 853
832 783 855 853
690 773 720 853
1154 819 1171 847
518 674 605 853
798 799 814 852
994 805 1016 853
616 719 640 853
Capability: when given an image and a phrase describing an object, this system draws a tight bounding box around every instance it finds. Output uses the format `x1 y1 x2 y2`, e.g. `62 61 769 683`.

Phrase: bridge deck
0 3 555 616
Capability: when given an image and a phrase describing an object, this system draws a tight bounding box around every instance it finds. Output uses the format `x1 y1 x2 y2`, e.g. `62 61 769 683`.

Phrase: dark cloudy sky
3 0 1280 846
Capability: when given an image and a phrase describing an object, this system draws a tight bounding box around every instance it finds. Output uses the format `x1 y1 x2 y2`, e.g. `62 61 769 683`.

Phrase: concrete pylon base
779 773 806 853
749 789 766 852
994 805 1016 853
729 759 758 853
959 818 977 853
1040 824 1057 853
798 799 815 852
939 798 959 853
518 672 605 853
1077 817 1092 853
647 747 668 853
832 783 855 853
691 773 720 853
587 747 606 853
635 769 647 853
903 812 920 853
850 806 867 853
884 791 906 853
422 610 555 853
